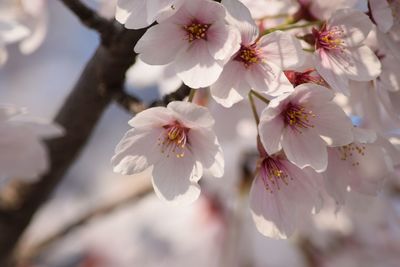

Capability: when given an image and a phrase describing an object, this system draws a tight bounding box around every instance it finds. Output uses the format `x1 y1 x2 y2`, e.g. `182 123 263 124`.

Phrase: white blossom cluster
112 0 400 239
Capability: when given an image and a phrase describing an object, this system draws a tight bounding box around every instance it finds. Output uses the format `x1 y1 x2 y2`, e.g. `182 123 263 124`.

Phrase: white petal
282 128 328 172
328 9 372 46
249 175 293 239
128 106 174 129
112 128 163 175
116 0 149 29
167 101 215 128
135 23 188 65
207 22 241 61
341 46 382 81
174 40 223 88
259 31 305 69
188 128 224 177
210 61 248 107
312 103 353 146
259 112 284 155
221 0 258 44
313 50 350 94
152 152 201 205
370 0 393 33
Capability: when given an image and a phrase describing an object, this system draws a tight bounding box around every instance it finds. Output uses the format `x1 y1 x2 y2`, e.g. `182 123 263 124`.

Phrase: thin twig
60 0 115 40
18 180 153 264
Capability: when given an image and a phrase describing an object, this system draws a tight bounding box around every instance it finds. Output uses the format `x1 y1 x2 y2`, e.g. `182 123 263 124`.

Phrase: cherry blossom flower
0 105 63 185
210 0 304 107
116 0 186 30
312 9 381 95
323 128 393 208
249 151 322 239
134 0 241 89
112 101 224 205
258 83 354 172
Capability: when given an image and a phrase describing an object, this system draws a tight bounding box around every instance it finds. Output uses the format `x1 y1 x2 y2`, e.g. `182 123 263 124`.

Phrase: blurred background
1 1 400 267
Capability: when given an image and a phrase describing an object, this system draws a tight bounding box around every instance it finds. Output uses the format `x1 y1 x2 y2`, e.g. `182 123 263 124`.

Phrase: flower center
338 143 366 166
283 104 315 132
184 21 210 43
313 25 344 51
259 157 292 193
234 45 260 68
158 122 189 158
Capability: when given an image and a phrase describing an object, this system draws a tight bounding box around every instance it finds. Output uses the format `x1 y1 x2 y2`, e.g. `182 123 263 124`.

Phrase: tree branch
17 180 153 264
0 1 193 265
60 0 115 41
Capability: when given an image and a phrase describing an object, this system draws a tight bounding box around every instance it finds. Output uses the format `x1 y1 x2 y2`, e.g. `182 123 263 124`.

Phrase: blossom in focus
112 101 224 205
258 83 354 172
210 0 303 107
312 9 381 95
0 105 63 185
134 0 241 89
249 151 322 239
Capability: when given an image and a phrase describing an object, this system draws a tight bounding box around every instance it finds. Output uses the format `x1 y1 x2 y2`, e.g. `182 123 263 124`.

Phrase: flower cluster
111 0 400 239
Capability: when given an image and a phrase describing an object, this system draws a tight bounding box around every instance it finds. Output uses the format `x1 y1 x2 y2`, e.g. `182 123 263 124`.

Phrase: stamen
283 103 315 133
313 25 345 51
183 21 210 43
337 143 366 166
158 121 189 158
234 44 261 68
259 157 292 194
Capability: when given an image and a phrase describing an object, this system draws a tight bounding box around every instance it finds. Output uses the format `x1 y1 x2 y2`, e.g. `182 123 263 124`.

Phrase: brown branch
17 179 153 264
60 0 115 41
0 1 193 265
0 7 147 267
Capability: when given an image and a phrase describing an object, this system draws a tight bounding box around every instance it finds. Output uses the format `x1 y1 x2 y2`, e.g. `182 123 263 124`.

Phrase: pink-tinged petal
147 0 183 23
167 101 215 128
188 128 224 177
116 0 149 29
112 128 163 175
328 9 372 46
282 128 328 172
183 0 226 23
313 50 350 94
135 23 188 65
258 31 305 69
249 175 295 239
221 0 258 44
152 151 202 205
210 61 248 107
246 63 293 96
348 143 391 195
207 22 241 61
174 40 223 88
312 103 353 146
294 83 334 108
259 114 284 155
341 46 382 81
370 0 393 33
323 148 349 207
128 106 174 129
